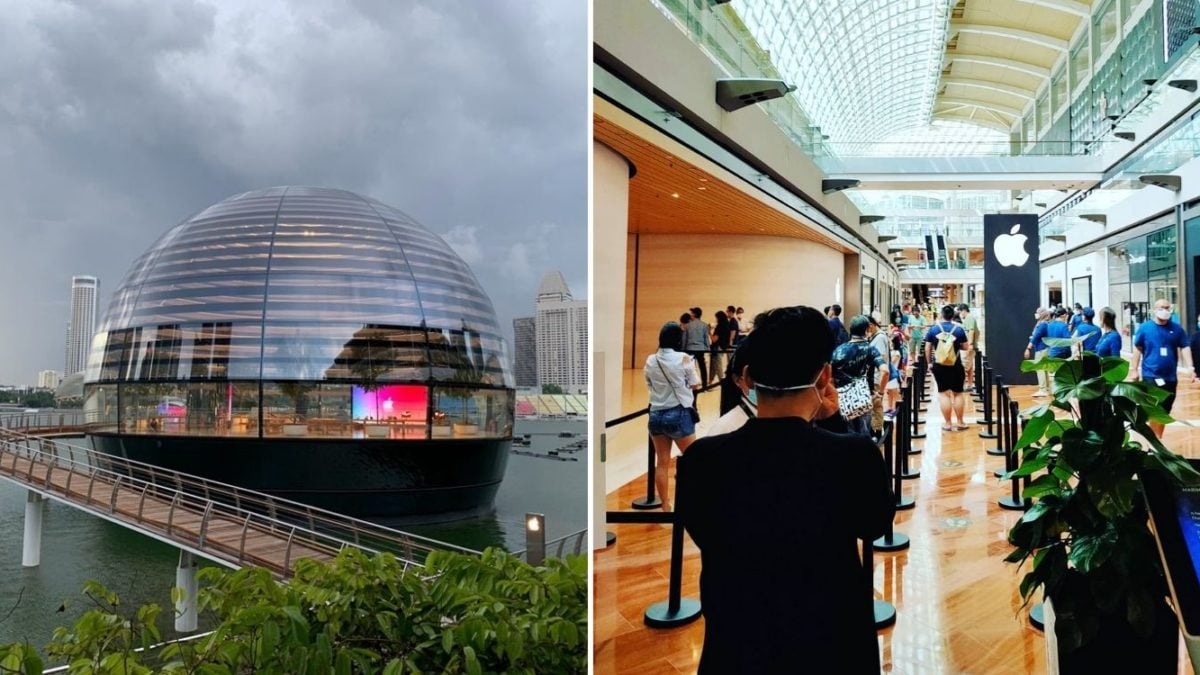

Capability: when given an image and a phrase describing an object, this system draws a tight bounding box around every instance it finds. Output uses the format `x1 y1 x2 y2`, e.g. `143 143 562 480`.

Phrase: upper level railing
0 410 87 432
0 428 478 575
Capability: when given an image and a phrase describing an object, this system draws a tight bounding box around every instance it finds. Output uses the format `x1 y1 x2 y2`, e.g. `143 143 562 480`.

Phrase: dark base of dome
86 433 509 518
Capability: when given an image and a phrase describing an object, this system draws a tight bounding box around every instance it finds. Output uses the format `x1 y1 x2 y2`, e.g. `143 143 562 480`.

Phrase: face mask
1156 309 1172 321
746 389 757 405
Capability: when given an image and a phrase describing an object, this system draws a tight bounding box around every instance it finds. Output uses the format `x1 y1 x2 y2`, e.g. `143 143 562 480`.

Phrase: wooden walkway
0 430 465 577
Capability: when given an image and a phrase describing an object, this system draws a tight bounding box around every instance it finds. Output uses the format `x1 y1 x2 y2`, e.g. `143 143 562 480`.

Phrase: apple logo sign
993 224 1030 267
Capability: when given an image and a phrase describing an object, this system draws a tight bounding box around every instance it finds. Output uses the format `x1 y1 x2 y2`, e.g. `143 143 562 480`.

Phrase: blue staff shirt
1133 320 1189 382
1095 331 1122 358
1045 320 1072 359
1074 322 1101 353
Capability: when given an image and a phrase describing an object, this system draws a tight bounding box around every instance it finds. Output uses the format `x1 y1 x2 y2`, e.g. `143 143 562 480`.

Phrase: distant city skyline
0 1 586 386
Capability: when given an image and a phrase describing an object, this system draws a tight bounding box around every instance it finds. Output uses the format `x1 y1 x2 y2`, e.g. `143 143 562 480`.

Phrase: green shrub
0 547 586 674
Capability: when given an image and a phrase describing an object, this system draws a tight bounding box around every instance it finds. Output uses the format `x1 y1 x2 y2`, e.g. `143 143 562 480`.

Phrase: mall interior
593 0 1200 672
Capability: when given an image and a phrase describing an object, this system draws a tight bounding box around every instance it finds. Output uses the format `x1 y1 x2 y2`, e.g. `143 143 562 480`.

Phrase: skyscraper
513 316 537 388
64 275 99 377
535 271 587 393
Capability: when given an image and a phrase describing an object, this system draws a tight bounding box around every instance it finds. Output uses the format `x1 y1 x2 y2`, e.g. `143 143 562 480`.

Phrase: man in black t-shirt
677 305 895 674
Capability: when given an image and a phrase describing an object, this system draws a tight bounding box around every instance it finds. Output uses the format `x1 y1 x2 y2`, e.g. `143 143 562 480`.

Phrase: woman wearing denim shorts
645 321 702 512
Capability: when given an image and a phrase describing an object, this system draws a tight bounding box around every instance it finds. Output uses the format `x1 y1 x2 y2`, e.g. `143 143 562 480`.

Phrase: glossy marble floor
594 367 1200 674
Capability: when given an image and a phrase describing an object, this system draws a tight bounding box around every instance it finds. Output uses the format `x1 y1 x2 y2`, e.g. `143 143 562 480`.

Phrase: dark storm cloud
0 0 587 385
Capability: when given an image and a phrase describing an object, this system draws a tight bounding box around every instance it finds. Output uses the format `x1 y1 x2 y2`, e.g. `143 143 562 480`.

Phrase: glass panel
1070 37 1090 91
224 382 260 437
119 382 186 435
1128 237 1149 281
1094 0 1119 58
1051 67 1068 115
430 386 511 439
352 384 429 440
1108 283 1131 351
1109 242 1132 284
311 383 353 438
262 381 315 438
1037 91 1051 136
83 384 117 431
1148 227 1177 277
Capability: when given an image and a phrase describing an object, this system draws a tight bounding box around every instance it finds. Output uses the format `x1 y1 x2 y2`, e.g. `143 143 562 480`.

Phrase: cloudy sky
0 0 587 386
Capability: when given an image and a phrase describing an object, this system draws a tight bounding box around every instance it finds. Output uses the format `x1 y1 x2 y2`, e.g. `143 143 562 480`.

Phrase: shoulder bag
836 342 874 420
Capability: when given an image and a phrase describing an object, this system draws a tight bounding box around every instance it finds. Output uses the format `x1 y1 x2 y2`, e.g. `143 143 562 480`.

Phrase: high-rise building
535 271 587 393
37 370 60 389
64 275 99 377
513 317 537 388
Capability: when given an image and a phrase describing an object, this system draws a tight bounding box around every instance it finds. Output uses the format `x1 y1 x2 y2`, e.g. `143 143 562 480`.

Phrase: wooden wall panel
625 234 846 373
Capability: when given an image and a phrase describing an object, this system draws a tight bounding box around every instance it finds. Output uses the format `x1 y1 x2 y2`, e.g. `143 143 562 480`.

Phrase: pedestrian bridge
0 427 483 631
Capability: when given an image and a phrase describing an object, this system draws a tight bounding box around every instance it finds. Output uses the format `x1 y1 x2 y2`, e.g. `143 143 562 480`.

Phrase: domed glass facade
83 186 514 441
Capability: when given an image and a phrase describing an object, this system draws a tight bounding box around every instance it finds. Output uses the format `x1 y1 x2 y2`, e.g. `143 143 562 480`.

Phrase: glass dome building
82 186 515 516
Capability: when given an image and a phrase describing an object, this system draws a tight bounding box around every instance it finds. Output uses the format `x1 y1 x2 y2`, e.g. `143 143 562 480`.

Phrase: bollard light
525 512 546 566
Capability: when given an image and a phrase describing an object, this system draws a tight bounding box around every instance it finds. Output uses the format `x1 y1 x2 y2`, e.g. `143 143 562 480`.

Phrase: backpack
934 323 958 366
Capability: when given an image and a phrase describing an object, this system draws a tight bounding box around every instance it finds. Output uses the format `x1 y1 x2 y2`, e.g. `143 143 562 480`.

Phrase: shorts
1158 380 1179 414
649 405 695 440
932 364 965 393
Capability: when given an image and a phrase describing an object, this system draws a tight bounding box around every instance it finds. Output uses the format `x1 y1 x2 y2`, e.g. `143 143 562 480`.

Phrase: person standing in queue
832 315 889 438
828 304 849 347
1073 307 1101 354
684 308 711 386
1131 299 1195 438
1095 307 1123 358
676 306 894 674
1024 307 1053 397
958 304 978 388
924 305 970 431
644 321 701 512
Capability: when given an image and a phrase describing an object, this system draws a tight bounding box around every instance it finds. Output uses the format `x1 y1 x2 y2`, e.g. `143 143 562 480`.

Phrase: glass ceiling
732 0 1001 152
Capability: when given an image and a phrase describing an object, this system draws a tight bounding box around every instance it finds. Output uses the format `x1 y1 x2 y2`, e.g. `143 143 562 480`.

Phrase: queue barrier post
631 433 662 510
606 510 702 628
973 349 985 403
864 537 897 630
887 409 914 514
986 374 1006 456
979 364 998 438
999 399 1030 511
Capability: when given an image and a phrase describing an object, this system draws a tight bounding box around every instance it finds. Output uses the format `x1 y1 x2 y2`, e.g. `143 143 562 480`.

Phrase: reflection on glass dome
81 187 515 516
83 186 514 442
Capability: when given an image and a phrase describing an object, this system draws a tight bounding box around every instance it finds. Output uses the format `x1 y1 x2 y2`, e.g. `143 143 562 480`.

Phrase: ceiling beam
946 54 1050 79
950 23 1069 51
937 97 1023 118
931 111 1013 133
1012 0 1089 18
942 77 1036 100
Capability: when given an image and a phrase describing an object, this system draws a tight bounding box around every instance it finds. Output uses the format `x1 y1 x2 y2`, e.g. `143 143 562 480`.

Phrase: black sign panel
984 214 1040 385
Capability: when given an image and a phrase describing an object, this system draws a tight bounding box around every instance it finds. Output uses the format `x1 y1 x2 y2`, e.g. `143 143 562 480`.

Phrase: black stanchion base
631 497 663 510
986 446 1006 456
979 430 998 439
606 531 617 547
908 446 922 455
1029 603 1044 631
901 469 920 480
644 598 703 629
895 495 915 511
912 431 927 439
993 468 1006 478
999 496 1030 511
874 600 897 630
873 532 910 552
976 417 995 425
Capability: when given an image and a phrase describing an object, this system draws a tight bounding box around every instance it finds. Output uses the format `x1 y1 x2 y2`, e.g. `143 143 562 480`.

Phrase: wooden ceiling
594 114 854 253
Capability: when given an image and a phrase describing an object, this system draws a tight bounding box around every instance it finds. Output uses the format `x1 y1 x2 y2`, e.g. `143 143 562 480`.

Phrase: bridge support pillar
22 491 45 567
175 550 198 633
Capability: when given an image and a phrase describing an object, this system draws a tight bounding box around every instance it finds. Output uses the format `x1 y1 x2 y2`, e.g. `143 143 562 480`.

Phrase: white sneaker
1033 389 1049 398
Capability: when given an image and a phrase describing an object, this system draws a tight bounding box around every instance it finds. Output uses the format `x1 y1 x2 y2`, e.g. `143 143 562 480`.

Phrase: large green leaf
1099 358 1130 383
1014 408 1055 452
1069 529 1117 573
1021 354 1067 373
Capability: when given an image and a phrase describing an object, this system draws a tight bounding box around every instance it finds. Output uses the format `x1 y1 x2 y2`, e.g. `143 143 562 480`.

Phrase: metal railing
0 410 88 432
512 527 588 563
0 428 479 576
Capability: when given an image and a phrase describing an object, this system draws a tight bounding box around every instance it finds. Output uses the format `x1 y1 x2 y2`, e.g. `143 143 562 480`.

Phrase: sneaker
1033 389 1049 398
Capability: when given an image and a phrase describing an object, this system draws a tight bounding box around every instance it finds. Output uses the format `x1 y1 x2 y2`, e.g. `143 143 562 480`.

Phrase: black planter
1055 601 1178 674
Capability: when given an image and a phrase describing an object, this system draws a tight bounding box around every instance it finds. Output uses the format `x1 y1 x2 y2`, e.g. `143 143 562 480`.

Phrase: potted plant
1006 343 1200 672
